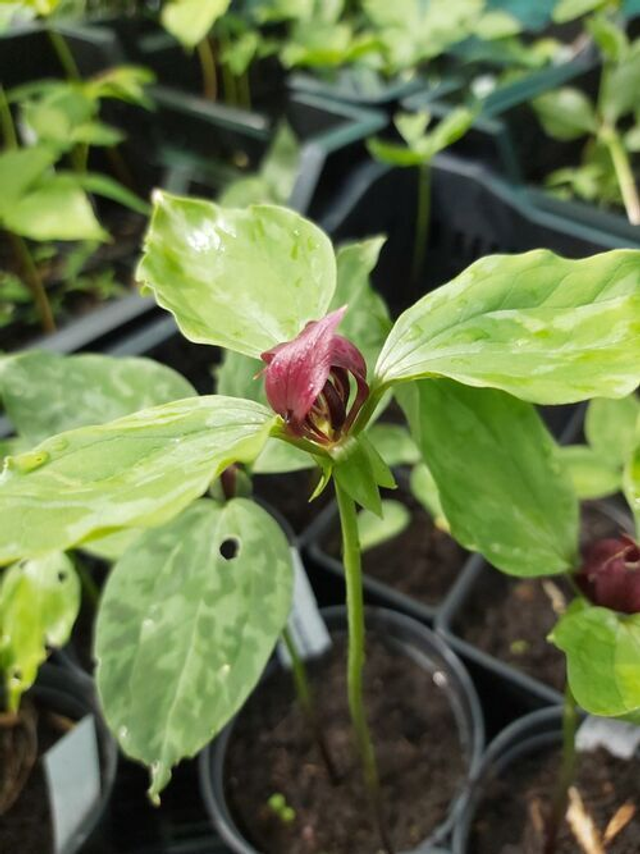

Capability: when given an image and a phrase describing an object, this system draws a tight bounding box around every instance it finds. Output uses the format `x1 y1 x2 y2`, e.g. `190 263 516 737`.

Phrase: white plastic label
576 715 640 760
278 547 331 667
44 714 101 854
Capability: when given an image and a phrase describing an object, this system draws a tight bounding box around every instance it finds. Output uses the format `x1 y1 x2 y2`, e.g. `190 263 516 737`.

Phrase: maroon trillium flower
575 534 640 614
260 306 369 444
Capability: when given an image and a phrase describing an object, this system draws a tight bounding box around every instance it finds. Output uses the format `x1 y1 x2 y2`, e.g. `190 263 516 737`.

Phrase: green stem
282 627 339 784
544 684 579 854
72 142 89 174
602 126 640 225
411 162 431 287
0 85 17 149
196 37 218 101
7 232 56 333
47 28 81 82
334 481 394 854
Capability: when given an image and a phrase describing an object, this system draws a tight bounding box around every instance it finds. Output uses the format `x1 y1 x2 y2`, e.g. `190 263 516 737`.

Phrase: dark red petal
330 334 367 380
576 536 640 614
260 308 347 426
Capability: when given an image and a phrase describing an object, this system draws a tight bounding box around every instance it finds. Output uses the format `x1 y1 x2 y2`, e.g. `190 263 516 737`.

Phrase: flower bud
575 534 640 614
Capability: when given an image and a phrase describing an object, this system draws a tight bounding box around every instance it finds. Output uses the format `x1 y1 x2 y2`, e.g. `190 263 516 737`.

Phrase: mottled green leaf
0 351 196 445
552 600 640 716
95 498 293 800
401 379 579 576
0 396 276 564
558 445 622 499
137 193 336 358
376 250 640 404
358 499 410 551
0 552 79 711
161 0 231 49
533 88 597 141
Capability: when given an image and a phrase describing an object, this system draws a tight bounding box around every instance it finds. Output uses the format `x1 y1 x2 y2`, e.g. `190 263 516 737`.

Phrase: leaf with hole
95 498 293 801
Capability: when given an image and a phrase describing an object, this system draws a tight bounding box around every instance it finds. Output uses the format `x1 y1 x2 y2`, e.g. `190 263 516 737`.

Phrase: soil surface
471 745 640 854
323 480 469 607
225 635 466 854
454 502 629 691
0 702 64 854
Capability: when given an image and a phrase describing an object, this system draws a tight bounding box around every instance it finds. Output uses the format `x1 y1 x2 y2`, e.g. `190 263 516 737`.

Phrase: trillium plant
0 195 638 850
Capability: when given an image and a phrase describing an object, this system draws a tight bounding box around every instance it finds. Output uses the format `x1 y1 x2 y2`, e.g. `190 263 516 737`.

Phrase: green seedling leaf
558 445 622 499
357 499 410 551
0 146 57 220
409 462 448 530
601 41 640 124
587 14 629 62
367 423 420 468
0 351 196 445
585 396 640 470
0 552 79 711
375 249 640 404
74 172 150 216
161 0 231 49
137 193 336 359
533 88 597 141
552 0 608 23
368 108 476 168
552 600 640 716
95 498 293 801
400 379 579 576
0 396 276 564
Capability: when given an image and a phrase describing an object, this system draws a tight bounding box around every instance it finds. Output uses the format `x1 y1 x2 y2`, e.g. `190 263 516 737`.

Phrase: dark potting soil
323 481 469 607
0 703 64 854
470 745 640 854
252 469 332 535
453 502 628 691
225 636 465 854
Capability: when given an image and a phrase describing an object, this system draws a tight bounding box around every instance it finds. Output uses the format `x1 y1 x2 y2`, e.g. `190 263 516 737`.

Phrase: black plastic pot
322 151 640 319
289 67 427 109
451 707 571 854
0 21 124 88
199 605 484 854
436 500 635 711
118 85 387 219
9 662 118 854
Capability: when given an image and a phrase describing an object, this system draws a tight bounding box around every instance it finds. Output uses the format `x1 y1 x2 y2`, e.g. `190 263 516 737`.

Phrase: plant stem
544 684 579 854
334 481 394 854
7 232 56 333
72 142 89 173
281 627 339 784
603 126 640 225
411 161 431 287
196 37 218 101
47 28 81 82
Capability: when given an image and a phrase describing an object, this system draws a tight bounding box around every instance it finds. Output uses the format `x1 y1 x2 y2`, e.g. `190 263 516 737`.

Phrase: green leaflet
333 434 396 516
558 445 622 500
367 423 420 468
552 601 640 716
375 249 640 404
95 499 293 801
357 499 410 551
401 379 579 576
0 552 80 711
0 396 276 564
161 0 231 49
585 396 640 470
137 193 336 359
532 88 597 141
0 351 196 445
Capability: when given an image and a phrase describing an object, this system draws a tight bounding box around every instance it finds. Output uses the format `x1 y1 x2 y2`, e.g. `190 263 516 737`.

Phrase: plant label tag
278 546 331 666
576 715 640 760
44 714 101 854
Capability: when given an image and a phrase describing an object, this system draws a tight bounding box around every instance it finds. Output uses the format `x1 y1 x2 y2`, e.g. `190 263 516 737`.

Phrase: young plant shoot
0 199 638 851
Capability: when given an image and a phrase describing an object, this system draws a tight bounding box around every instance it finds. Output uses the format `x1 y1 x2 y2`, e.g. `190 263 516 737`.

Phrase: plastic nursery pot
199 605 484 854
436 500 635 712
321 149 630 319
0 662 118 854
451 706 567 854
0 21 124 88
288 66 430 110
302 472 481 623
118 85 386 220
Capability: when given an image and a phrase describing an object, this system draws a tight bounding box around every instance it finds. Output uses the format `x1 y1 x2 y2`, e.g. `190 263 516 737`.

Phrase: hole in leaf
58 571 67 582
219 538 240 561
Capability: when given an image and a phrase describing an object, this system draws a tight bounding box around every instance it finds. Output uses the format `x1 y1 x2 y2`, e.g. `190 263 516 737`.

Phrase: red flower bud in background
260 307 369 445
575 535 640 614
